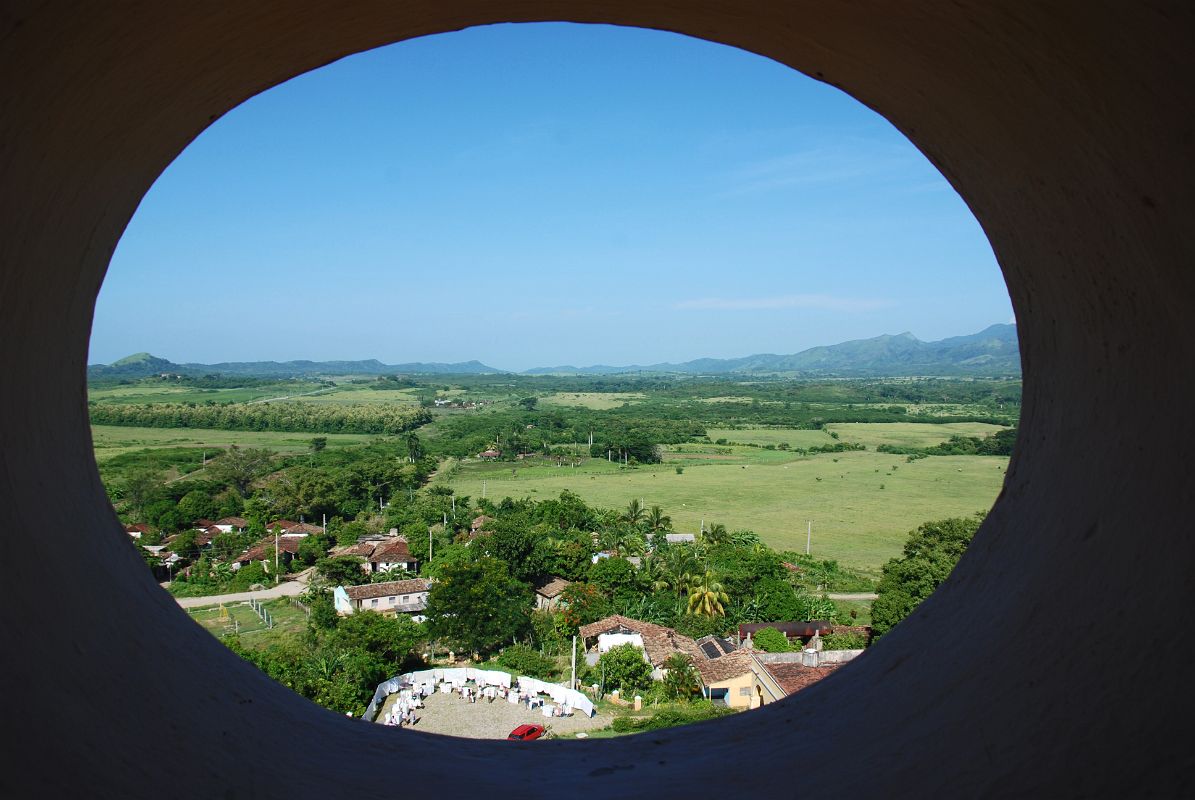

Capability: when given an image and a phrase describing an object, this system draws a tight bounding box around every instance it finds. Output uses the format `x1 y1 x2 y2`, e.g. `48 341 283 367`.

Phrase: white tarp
364 668 516 720
597 632 644 653
517 676 595 717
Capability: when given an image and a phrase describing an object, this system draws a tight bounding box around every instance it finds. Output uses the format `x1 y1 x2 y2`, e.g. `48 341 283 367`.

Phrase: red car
507 724 545 741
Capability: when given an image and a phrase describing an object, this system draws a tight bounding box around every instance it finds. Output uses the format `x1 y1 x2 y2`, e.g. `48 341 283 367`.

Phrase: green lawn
443 447 1007 571
91 424 380 461
185 598 309 649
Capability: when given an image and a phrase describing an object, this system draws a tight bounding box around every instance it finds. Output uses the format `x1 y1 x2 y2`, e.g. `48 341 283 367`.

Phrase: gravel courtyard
377 690 611 739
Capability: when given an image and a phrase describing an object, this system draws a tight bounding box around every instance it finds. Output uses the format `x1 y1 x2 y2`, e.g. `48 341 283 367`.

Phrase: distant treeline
426 409 703 461
89 402 431 435
878 428 1017 457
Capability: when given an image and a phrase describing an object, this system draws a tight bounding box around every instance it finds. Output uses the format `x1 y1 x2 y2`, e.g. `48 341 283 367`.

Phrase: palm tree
702 523 729 547
687 571 730 617
622 498 646 527
599 525 645 557
645 505 672 534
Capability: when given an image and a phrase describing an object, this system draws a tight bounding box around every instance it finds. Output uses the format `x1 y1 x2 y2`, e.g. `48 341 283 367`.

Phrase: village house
333 578 431 618
124 523 151 539
367 537 419 573
328 536 419 573
470 515 494 534
578 615 706 680
579 614 863 708
235 536 303 571
213 517 248 533
533 576 571 610
478 449 501 460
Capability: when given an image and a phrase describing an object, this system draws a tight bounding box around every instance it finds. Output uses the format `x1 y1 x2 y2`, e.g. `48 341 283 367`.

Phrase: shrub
821 632 869 650
597 643 653 694
496 643 559 680
751 627 792 652
610 701 733 732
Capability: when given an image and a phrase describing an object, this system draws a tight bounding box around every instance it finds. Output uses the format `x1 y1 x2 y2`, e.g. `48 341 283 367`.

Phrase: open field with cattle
438 440 1008 571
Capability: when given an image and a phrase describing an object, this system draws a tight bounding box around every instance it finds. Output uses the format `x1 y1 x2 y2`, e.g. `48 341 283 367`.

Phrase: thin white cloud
674 294 894 312
719 141 920 197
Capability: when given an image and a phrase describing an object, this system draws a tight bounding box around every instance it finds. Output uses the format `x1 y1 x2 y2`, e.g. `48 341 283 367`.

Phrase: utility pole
429 525 433 565
571 634 577 690
806 520 812 555
482 479 486 499
274 527 280 585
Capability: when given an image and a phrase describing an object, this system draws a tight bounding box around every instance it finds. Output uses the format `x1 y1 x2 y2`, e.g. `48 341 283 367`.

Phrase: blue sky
91 23 1011 371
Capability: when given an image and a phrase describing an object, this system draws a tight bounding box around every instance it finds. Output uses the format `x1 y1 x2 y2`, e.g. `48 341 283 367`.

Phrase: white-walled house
334 578 431 618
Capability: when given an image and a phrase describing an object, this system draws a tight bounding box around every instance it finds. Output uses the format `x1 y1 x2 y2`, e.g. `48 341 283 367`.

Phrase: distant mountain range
89 323 1019 380
524 324 1020 377
89 353 502 379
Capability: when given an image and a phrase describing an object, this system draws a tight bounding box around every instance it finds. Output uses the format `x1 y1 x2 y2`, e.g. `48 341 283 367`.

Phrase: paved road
826 592 878 601
174 579 307 608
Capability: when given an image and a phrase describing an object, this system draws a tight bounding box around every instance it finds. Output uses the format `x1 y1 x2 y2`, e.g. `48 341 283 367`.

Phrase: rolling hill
89 324 1019 380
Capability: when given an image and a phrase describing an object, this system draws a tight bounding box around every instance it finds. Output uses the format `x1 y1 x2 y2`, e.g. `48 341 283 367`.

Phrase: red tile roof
344 579 431 601
534 576 571 598
757 661 842 696
578 615 704 667
215 517 248 527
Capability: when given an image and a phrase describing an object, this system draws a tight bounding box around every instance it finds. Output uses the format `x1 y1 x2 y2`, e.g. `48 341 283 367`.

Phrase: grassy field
538 392 646 410
441 444 1007 571
91 424 380 461
825 421 1008 448
704 427 839 448
185 598 309 649
88 382 325 405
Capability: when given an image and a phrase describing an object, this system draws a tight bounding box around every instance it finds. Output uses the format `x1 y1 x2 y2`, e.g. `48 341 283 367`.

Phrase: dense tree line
871 514 984 636
89 401 431 435
877 428 1017 457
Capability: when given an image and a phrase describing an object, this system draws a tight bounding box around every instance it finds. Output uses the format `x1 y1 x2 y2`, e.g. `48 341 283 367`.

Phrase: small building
751 654 845 706
471 515 494 534
739 621 835 648
478 449 501 459
579 615 704 680
368 537 419 573
236 536 303 571
533 577 571 610
213 517 248 533
664 533 696 544
334 578 432 617
124 523 151 540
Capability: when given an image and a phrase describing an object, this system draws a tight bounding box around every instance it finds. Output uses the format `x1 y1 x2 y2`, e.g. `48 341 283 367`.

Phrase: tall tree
426 557 532 656
687 571 730 617
871 515 983 636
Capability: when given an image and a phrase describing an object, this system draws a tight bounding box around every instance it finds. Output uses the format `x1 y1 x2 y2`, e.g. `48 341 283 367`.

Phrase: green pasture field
824 421 1009 448
442 447 1007 571
289 385 424 405
88 382 325 405
538 392 647 410
91 425 379 461
703 427 839 448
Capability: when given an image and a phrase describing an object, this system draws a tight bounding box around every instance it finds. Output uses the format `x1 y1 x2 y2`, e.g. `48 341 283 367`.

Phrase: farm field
88 382 326 405
441 445 1007 571
91 424 379 461
538 392 646 410
824 421 1009 448
703 427 841 448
